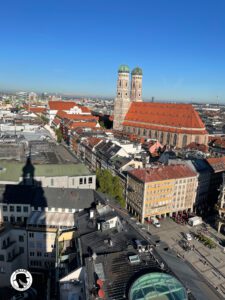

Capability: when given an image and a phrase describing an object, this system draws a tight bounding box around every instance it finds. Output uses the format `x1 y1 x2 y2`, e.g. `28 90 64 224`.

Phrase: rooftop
131 67 143 76
206 156 225 173
0 160 91 182
27 211 75 227
0 185 95 209
128 164 197 183
48 100 77 111
124 103 206 131
129 272 188 300
118 64 130 73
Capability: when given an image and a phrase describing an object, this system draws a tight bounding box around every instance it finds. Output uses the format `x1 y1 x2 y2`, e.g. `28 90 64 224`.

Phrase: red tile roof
209 137 225 149
185 142 208 153
206 156 225 172
86 137 102 148
67 121 98 129
24 106 46 113
52 117 61 126
48 101 77 110
128 164 197 183
123 102 206 131
78 105 91 113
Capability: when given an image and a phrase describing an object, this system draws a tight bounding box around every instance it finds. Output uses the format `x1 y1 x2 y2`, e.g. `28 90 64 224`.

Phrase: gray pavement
145 217 225 299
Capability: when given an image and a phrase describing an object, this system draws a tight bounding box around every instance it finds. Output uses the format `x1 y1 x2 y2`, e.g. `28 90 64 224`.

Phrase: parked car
153 221 161 228
184 233 192 241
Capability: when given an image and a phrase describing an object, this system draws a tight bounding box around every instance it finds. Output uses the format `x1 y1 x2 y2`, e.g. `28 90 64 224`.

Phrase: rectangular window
88 177 93 184
37 251 42 257
3 206 7 212
30 252 35 256
16 206 21 212
0 255 4 261
19 235 24 242
17 217 22 222
19 247 24 254
10 206 14 212
29 233 34 238
79 178 83 184
23 206 28 212
84 177 87 184
3 216 8 222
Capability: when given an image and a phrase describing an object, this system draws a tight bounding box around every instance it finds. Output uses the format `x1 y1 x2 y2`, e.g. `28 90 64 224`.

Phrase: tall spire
113 65 131 131
131 67 143 102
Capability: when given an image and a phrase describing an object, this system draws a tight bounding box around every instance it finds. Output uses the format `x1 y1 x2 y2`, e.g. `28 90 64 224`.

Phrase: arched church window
173 134 177 146
160 132 164 144
166 132 170 144
182 135 187 147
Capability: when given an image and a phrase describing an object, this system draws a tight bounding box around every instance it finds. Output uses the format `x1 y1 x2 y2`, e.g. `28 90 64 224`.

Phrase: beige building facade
126 165 198 223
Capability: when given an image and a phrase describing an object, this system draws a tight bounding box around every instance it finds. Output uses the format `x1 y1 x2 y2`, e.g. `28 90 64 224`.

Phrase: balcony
2 240 16 250
7 251 23 262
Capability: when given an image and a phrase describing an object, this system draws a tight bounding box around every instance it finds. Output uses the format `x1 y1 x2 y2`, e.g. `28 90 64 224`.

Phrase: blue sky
0 0 225 102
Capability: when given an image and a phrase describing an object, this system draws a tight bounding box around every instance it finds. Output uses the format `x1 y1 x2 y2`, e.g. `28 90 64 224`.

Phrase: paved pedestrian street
145 217 225 297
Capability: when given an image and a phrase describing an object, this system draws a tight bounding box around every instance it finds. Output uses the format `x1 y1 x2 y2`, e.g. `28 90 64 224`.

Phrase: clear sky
0 0 225 102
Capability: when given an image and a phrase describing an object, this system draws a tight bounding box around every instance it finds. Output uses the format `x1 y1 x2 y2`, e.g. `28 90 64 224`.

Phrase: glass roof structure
129 272 188 300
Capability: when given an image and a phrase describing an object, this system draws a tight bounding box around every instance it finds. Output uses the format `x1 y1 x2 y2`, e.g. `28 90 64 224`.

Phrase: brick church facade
113 65 208 148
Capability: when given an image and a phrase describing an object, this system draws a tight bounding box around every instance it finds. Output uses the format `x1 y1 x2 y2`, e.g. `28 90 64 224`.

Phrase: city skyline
0 0 225 103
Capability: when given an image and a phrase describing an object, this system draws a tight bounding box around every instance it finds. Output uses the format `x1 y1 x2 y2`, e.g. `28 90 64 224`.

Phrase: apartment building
0 185 95 286
0 161 96 189
0 225 28 287
127 165 198 223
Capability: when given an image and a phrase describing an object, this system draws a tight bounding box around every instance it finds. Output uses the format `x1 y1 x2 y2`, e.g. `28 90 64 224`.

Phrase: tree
55 128 63 143
96 169 126 208
41 115 49 124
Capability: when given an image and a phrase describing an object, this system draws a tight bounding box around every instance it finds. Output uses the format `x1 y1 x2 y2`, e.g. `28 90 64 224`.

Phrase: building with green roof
0 161 96 189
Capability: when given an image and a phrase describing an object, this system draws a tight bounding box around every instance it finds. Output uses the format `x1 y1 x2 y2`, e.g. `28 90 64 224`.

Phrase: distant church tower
130 67 143 102
113 65 131 131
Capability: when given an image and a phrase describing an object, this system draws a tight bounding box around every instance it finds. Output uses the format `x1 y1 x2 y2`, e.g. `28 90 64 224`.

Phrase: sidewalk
44 124 56 140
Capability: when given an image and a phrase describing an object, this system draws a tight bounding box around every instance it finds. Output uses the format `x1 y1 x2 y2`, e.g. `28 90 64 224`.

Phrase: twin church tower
113 65 143 130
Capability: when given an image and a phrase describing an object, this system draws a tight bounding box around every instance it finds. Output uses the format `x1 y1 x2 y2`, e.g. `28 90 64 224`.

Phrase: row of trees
96 169 126 208
55 128 63 143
